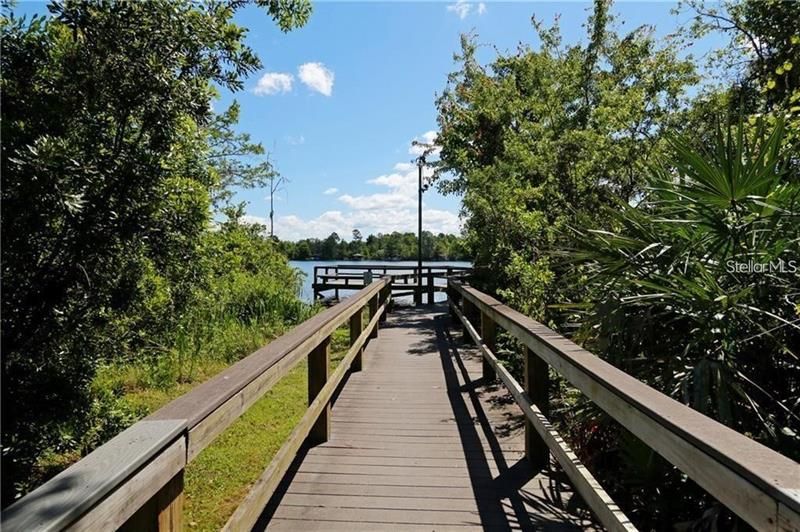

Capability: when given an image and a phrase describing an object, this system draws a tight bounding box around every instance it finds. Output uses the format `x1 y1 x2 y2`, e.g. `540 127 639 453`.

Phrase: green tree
565 119 799 525
678 0 800 170
294 240 312 260
321 232 341 260
1 0 310 503
206 101 279 209
434 5 697 319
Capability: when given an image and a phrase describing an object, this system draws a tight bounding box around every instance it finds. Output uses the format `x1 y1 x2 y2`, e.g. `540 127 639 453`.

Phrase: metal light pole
416 158 423 305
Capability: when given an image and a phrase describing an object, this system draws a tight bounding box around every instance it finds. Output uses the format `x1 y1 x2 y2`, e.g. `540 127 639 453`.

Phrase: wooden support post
350 309 363 372
368 294 379 339
427 270 434 304
122 471 184 532
461 297 472 340
308 337 331 445
379 286 389 323
525 347 550 470
156 472 184 531
480 312 497 383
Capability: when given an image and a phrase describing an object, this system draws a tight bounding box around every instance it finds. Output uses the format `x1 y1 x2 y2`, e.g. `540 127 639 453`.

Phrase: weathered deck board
256 305 598 531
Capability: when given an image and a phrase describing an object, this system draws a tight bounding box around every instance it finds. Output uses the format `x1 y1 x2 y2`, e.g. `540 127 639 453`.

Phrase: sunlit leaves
568 119 800 456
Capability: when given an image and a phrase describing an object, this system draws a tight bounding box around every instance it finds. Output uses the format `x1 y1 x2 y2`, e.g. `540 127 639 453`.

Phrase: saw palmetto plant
561 118 799 516
571 117 799 453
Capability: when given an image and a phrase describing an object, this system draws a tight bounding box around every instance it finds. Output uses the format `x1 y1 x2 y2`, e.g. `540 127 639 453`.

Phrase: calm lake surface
290 260 472 303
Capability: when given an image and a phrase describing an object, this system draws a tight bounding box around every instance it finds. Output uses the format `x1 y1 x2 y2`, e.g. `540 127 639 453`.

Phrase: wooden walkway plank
256 305 599 531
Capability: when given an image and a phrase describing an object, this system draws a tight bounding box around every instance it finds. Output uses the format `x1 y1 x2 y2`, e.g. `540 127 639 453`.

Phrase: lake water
290 260 472 303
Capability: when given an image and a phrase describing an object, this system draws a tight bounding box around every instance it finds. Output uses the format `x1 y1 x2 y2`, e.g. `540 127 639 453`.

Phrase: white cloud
259 207 460 241
447 0 471 19
286 135 305 145
409 130 441 158
446 1 486 19
339 191 417 211
253 72 294 95
298 62 335 96
263 130 460 240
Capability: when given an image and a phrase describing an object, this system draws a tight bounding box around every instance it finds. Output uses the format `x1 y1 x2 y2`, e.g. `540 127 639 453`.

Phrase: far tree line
279 229 470 261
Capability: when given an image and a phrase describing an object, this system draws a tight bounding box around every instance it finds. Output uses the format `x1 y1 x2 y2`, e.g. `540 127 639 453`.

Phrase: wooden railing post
380 285 389 323
461 295 473 341
480 312 497 383
525 347 549 470
369 293 379 339
308 336 331 445
121 470 185 532
427 270 434 304
156 472 184 531
447 284 458 322
350 308 363 372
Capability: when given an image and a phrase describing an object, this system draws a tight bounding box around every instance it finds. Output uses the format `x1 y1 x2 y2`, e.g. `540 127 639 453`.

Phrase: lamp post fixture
416 156 424 305
412 138 436 306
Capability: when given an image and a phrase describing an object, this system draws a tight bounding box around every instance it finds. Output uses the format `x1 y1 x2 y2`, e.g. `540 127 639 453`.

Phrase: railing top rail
333 264 471 271
2 419 186 531
450 280 800 528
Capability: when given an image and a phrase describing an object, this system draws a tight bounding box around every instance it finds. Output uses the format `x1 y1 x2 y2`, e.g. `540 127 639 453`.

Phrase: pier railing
313 263 471 303
448 278 800 532
2 278 393 532
6 274 797 532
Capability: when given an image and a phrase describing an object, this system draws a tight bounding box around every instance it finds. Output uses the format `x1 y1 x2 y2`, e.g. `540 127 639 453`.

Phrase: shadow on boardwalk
255 304 598 531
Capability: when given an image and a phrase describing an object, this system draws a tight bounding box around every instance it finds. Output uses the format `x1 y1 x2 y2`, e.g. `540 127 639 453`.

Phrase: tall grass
29 262 317 494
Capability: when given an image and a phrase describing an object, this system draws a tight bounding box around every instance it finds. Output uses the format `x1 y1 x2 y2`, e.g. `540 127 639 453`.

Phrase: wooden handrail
333 264 471 271
2 278 393 532
448 279 800 532
0 420 187 532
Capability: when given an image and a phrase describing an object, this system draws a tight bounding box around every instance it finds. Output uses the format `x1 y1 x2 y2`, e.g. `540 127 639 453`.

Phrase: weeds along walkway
256 304 597 531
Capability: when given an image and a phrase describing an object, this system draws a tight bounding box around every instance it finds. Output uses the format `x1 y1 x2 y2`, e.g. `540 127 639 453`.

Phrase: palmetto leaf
562 116 799 449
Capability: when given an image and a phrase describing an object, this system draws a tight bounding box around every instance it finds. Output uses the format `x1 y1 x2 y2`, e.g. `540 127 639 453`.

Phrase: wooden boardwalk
7 281 798 531
256 305 597 531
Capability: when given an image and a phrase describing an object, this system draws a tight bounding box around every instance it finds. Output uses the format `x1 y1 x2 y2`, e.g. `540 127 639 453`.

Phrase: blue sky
13 1 725 241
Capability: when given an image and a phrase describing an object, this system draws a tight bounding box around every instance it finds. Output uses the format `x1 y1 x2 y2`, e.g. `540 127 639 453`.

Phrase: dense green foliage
281 230 470 261
435 3 697 318
562 120 799 525
1 0 311 504
435 0 799 528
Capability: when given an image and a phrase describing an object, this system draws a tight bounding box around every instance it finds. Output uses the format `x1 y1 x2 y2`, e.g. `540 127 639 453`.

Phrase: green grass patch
184 361 309 530
32 311 358 529
184 322 354 529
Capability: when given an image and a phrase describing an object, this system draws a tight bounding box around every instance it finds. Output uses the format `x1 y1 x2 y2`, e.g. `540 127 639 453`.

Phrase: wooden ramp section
256 305 597 531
